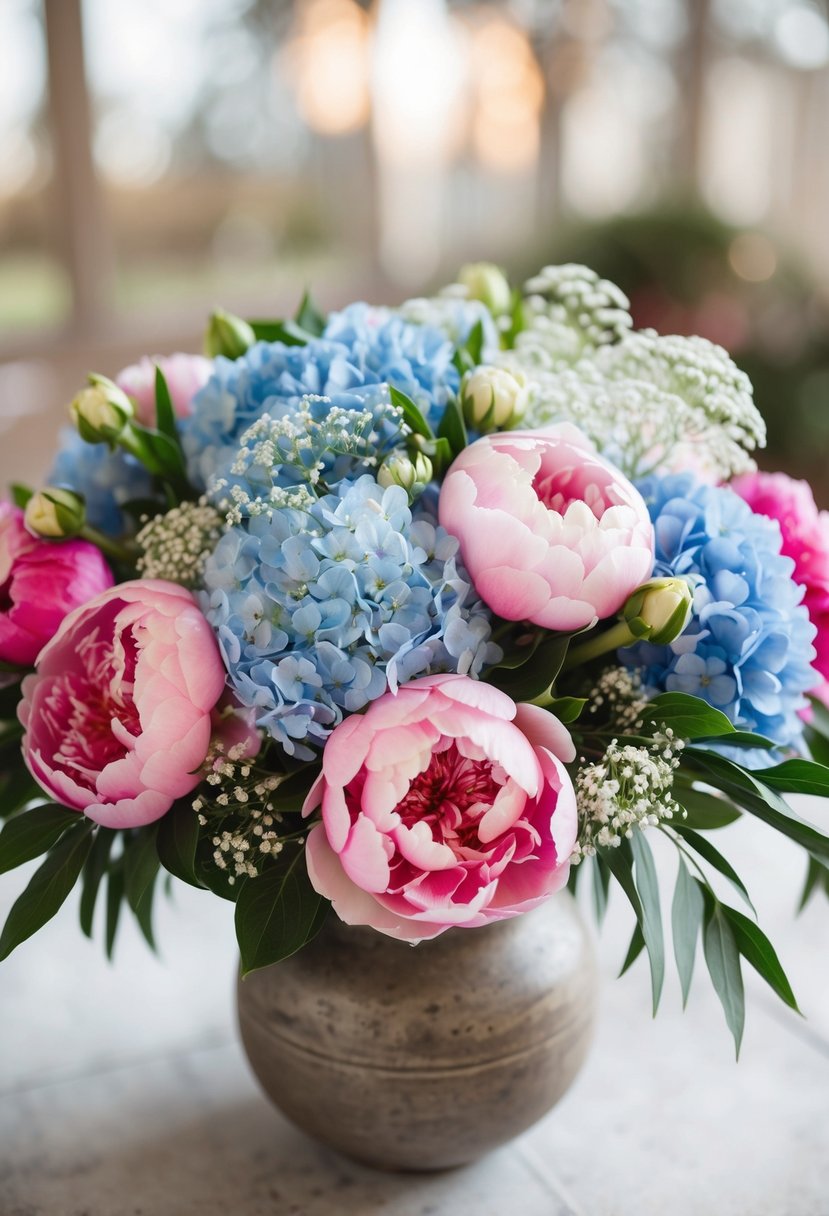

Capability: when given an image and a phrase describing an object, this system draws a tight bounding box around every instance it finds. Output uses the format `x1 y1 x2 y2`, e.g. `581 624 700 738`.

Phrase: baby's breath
136 498 223 586
572 730 685 862
585 667 648 733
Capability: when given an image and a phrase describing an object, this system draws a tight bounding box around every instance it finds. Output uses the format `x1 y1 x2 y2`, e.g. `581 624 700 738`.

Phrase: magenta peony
438 427 654 632
303 673 578 941
0 503 113 667
733 470 829 705
116 353 212 426
19 580 227 828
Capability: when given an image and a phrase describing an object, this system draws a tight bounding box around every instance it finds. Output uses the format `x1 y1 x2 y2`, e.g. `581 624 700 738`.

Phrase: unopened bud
457 262 512 316
71 375 134 443
204 309 255 360
461 364 529 433
24 487 86 539
377 451 433 501
623 577 695 645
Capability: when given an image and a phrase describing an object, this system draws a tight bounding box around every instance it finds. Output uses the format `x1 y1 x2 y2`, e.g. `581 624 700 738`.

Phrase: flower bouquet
3 262 829 1116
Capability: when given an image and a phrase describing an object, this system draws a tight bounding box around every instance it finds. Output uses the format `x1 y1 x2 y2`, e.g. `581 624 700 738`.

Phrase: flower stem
79 525 139 564
562 619 638 672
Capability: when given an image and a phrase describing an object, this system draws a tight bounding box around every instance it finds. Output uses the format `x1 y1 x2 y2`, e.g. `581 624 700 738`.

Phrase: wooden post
43 0 114 333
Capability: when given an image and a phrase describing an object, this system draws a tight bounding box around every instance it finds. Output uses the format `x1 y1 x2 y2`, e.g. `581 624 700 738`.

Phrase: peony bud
377 451 433 501
461 364 529 433
24 487 86 540
457 262 512 316
204 309 255 360
71 375 134 444
623 577 695 645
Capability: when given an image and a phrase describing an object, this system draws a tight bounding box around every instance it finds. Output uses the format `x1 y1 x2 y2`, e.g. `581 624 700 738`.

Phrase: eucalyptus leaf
629 832 665 1014
602 838 664 1015
0 820 94 961
676 787 742 830
592 853 611 925
671 856 704 1008
722 903 799 1013
701 890 745 1057
618 923 645 977
236 848 328 976
672 825 755 914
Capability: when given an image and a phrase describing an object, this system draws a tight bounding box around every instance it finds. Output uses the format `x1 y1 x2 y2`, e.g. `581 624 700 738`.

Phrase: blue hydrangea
623 472 817 751
182 307 459 494
49 429 156 536
200 475 500 759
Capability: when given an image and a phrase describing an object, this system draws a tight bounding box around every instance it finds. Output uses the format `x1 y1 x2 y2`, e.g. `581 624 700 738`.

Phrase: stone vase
236 892 597 1172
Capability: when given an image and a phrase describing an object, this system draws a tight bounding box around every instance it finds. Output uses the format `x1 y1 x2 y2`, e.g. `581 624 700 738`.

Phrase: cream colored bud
623 578 695 646
70 375 133 443
24 487 86 539
461 365 529 433
377 451 433 500
457 262 512 316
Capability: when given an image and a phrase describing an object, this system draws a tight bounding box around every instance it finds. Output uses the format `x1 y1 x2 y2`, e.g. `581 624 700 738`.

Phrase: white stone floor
1 804 828 1216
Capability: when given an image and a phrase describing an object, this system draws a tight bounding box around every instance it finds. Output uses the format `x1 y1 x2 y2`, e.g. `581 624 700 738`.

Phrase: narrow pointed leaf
294 290 326 337
676 787 741 830
671 856 704 1007
157 799 203 888
672 825 755 914
79 827 116 938
641 692 737 738
0 803 79 874
388 384 434 440
154 366 177 442
602 839 664 1014
798 855 829 912
592 853 611 925
751 758 829 797
629 832 665 1014
105 863 125 960
124 827 160 951
436 394 467 457
618 923 645 977
701 891 745 1057
0 821 94 960
722 903 799 1012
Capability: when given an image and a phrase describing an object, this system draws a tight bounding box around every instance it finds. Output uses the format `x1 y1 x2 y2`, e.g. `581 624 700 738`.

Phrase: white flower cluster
508 265 766 482
136 498 224 586
572 731 685 862
585 667 649 733
193 741 295 884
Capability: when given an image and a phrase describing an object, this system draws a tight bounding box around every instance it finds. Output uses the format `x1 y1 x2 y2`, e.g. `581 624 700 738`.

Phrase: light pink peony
733 470 829 705
0 503 113 667
303 673 578 941
116 353 212 426
19 580 227 829
438 428 654 632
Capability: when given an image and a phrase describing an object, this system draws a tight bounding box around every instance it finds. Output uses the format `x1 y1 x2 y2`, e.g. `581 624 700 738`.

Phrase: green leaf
249 318 314 345
0 803 79 874
235 847 328 976
671 856 704 1008
502 288 526 348
294 290 326 337
0 766 45 819
629 832 665 1014
486 634 571 701
701 890 745 1057
672 825 755 914
157 799 203 888
10 483 33 509
698 731 774 750
124 827 160 950
592 852 611 924
798 855 829 911
0 820 94 960
388 385 434 440
641 692 737 739
131 425 188 482
79 827 116 939
751 758 829 797
721 903 799 1013
547 696 588 725
105 861 125 960
462 319 485 366
618 922 645 977
804 724 829 768
684 750 829 863
602 838 664 1015
676 787 742 830
154 366 177 443
436 395 467 458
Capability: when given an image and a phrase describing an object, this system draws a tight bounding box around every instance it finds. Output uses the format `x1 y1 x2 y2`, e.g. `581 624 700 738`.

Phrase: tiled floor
1 806 828 1215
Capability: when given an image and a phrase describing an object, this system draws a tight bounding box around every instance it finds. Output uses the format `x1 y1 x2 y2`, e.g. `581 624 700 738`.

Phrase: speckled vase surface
236 892 597 1172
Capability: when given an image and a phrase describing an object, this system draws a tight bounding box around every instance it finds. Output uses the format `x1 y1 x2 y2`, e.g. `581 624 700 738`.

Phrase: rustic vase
236 891 597 1172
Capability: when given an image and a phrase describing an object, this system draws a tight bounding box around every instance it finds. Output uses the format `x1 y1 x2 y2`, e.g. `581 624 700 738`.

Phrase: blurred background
2 0 829 495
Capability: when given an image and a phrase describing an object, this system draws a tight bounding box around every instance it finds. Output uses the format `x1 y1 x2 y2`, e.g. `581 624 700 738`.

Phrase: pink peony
303 673 578 941
19 580 227 829
733 470 829 705
116 353 212 427
438 427 654 632
0 503 113 667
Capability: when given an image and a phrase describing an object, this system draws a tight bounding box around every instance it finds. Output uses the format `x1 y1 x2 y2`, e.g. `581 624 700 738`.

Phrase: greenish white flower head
204 309 256 360
24 487 86 539
461 364 529 432
456 261 511 316
71 375 134 444
623 577 695 646
136 498 224 586
377 450 433 501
